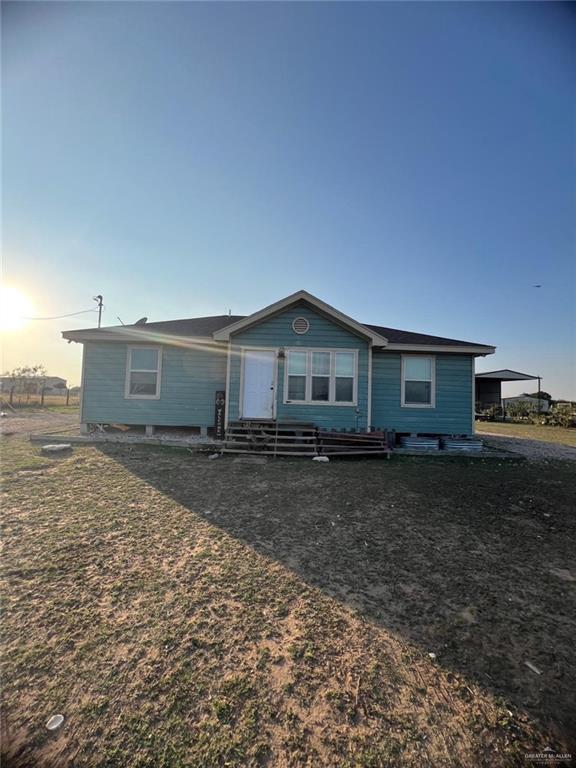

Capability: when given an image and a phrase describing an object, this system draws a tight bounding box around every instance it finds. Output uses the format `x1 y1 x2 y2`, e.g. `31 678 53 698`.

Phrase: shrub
505 400 537 419
478 405 502 421
546 403 575 428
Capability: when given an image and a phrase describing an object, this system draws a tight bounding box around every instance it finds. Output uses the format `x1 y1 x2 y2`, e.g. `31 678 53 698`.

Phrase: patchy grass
1 440 575 767
476 421 576 447
3 405 80 415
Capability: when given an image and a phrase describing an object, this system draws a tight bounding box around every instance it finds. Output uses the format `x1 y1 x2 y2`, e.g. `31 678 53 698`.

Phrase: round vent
292 317 310 335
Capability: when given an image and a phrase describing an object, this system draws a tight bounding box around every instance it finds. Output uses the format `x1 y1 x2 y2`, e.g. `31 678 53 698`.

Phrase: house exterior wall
227 303 370 430
371 352 474 435
81 341 227 426
79 313 476 436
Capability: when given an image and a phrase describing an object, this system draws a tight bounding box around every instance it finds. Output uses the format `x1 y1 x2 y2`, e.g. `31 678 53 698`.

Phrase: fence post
66 388 70 406
40 386 45 407
9 387 14 406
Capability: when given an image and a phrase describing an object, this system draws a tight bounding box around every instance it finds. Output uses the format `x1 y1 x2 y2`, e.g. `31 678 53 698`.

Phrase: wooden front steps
223 422 317 456
222 422 391 458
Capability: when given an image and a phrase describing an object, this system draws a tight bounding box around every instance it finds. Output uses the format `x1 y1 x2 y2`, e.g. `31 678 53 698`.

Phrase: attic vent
292 317 310 335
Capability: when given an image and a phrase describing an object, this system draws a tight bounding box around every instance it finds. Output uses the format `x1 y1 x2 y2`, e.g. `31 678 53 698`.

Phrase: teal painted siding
228 302 370 430
371 352 474 435
82 342 227 427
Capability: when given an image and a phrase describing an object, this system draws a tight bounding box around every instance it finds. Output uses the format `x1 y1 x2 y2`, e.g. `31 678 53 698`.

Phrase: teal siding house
63 291 495 437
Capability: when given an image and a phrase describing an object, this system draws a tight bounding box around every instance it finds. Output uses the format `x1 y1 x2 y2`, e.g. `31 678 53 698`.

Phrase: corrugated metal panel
399 436 440 451
441 437 483 452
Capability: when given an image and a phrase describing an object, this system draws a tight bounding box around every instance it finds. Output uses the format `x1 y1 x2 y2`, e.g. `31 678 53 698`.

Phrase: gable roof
62 315 244 344
211 290 389 345
62 291 495 354
364 324 488 349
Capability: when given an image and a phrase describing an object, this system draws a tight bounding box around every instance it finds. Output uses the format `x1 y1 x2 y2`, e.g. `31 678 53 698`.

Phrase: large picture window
401 355 435 407
125 346 162 399
285 349 357 405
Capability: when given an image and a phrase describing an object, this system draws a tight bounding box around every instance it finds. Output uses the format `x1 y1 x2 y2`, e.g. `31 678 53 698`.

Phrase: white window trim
401 354 436 408
125 346 162 400
283 348 358 407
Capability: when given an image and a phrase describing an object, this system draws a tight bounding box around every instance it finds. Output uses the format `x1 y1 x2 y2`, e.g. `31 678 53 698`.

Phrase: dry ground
476 422 576 448
0 409 79 438
1 439 575 767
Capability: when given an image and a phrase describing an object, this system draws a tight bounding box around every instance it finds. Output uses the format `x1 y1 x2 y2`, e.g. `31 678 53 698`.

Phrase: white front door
242 350 276 419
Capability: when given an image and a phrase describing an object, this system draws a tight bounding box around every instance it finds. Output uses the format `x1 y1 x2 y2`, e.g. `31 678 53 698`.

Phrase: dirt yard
476 421 576 449
478 434 576 462
1 439 575 767
0 408 79 438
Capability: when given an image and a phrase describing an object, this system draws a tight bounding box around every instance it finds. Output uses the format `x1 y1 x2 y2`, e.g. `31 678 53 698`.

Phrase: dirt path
0 409 79 438
480 432 576 461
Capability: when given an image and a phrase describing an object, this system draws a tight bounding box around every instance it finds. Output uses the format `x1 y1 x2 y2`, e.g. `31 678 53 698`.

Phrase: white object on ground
46 714 64 730
313 456 330 462
428 652 437 660
0 412 7 418
524 661 542 675
208 453 220 460
41 444 72 453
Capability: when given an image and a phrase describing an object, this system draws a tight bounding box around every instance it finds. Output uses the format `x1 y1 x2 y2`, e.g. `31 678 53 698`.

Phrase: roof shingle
67 315 488 348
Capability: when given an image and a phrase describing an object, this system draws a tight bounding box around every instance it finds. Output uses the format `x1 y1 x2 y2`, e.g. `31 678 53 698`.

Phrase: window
287 351 307 400
401 355 435 407
125 346 162 399
285 349 357 405
311 352 330 401
335 351 355 402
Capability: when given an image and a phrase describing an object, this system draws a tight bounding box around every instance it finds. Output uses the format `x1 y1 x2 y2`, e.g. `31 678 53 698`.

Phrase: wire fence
0 389 80 409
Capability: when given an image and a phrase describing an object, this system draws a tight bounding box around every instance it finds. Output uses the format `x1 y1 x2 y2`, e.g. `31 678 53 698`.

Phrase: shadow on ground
99 445 576 753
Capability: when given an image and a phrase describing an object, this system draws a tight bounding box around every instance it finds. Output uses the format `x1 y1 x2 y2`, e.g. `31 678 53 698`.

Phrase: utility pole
537 375 542 415
93 295 103 328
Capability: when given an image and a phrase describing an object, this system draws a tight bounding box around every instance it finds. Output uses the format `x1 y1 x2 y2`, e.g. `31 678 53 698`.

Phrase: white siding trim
79 343 88 424
471 355 476 435
387 343 494 355
367 346 373 428
124 346 163 400
400 354 436 409
224 341 232 429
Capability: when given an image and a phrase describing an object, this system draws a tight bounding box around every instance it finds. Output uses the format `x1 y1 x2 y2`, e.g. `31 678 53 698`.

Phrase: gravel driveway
481 432 576 461
0 410 79 438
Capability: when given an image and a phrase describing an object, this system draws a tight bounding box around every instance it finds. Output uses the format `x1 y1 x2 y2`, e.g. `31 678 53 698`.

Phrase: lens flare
0 286 33 331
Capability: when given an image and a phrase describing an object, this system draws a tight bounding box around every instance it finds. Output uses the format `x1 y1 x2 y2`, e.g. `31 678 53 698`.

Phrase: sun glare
0 286 33 331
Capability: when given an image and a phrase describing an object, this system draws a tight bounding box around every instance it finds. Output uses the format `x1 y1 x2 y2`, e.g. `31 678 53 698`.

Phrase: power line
23 308 99 321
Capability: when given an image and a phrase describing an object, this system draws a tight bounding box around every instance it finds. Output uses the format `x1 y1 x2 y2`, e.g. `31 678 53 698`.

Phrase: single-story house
62 290 495 437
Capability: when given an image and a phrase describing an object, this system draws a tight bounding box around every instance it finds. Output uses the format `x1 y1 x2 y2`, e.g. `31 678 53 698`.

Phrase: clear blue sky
2 1 575 395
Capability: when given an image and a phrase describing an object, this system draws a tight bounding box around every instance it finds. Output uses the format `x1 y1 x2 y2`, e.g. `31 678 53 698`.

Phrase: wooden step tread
222 448 319 457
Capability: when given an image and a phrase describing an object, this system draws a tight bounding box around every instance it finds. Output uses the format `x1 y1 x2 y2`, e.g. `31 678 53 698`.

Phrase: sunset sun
0 286 33 331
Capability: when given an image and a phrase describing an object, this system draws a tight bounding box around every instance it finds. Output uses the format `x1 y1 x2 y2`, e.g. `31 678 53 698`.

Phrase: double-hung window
286 349 357 405
125 346 162 399
401 355 435 407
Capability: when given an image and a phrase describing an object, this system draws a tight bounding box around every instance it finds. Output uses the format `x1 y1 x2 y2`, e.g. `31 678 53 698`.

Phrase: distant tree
2 365 48 395
526 391 552 401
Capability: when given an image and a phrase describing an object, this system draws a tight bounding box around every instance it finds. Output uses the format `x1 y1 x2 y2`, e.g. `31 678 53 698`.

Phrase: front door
242 350 275 419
